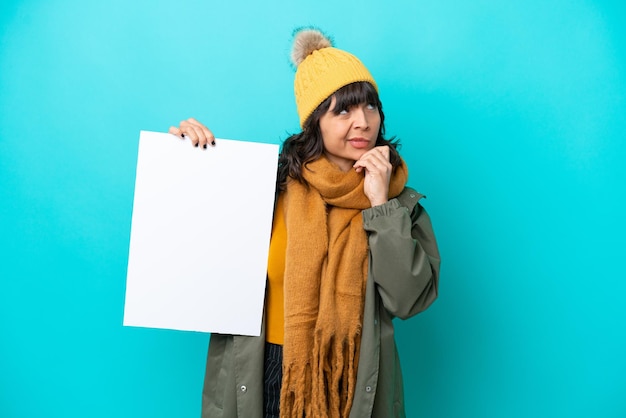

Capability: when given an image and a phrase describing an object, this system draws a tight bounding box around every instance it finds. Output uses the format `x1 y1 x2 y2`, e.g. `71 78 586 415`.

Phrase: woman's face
318 95 381 172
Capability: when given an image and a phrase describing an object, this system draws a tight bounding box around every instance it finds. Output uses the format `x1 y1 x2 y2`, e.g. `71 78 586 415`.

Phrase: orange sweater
265 194 286 345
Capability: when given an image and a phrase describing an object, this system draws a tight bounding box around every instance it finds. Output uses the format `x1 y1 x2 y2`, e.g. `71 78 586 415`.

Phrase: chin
352 149 370 160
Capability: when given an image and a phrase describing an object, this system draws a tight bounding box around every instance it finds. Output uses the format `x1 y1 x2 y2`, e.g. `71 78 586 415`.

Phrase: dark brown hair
277 81 401 191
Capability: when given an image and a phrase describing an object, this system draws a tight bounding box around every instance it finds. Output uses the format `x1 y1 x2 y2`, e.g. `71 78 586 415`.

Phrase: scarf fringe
310 323 362 418
280 360 312 418
281 324 362 418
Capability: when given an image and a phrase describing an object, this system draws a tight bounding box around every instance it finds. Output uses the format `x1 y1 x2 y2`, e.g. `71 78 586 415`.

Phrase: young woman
169 28 440 418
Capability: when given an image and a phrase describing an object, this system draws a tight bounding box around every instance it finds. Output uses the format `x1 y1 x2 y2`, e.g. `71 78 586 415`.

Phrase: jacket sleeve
362 189 441 319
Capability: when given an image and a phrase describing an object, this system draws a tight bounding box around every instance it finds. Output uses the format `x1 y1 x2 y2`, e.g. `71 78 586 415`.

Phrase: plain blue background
1 1 625 417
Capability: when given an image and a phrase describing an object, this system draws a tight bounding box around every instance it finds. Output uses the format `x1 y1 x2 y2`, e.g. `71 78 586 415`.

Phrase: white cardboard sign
123 131 278 336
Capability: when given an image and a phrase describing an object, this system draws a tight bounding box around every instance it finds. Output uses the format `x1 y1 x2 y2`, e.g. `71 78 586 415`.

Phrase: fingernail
203 144 207 149
211 140 216 146
194 143 198 147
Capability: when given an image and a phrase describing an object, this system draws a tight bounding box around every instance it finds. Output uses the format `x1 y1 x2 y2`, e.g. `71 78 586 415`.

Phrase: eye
366 103 377 110
332 106 349 116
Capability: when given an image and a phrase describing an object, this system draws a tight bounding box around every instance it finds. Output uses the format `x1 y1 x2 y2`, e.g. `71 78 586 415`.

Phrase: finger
365 147 390 167
186 117 202 126
355 151 389 172
369 151 390 167
168 126 183 138
202 126 216 147
189 124 207 147
180 121 200 147
355 146 389 166
354 158 381 175
376 145 390 160
181 120 209 147
184 118 215 148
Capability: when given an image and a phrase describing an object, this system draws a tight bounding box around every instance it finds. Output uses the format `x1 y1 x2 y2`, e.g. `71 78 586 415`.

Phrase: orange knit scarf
279 155 408 417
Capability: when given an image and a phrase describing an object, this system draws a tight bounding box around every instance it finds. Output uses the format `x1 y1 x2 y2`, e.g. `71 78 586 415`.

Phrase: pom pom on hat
291 27 377 127
291 28 333 67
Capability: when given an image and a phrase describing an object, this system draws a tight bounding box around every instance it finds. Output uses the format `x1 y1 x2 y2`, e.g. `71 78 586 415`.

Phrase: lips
348 138 370 149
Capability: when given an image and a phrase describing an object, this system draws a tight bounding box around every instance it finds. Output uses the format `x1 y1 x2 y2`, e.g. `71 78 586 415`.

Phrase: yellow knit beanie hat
291 28 378 127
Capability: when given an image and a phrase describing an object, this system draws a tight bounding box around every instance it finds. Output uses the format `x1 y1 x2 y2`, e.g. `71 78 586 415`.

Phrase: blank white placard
124 131 278 336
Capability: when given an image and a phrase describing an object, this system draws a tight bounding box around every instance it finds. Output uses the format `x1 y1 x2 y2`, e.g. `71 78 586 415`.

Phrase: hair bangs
331 82 380 114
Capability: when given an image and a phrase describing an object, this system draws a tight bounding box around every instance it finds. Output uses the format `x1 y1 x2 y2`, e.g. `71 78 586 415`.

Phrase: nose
352 106 370 130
